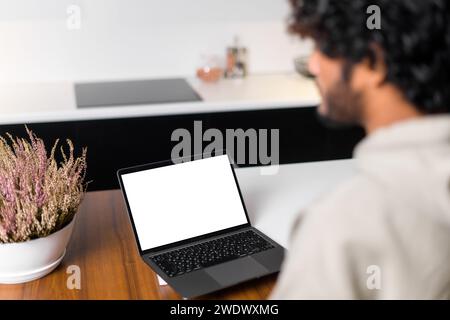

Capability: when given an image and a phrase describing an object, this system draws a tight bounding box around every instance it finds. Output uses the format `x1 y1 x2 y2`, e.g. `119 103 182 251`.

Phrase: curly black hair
289 0 450 114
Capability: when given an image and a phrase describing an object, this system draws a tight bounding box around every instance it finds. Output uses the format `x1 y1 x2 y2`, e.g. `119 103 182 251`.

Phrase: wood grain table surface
0 190 277 300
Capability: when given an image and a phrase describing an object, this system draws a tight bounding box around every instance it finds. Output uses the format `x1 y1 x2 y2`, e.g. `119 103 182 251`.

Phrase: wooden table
0 190 277 299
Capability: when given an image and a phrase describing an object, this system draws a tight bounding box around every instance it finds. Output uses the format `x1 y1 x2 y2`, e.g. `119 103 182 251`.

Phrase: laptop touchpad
205 257 269 287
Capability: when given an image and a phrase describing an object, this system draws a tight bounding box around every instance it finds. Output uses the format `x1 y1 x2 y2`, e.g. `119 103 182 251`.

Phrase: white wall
0 0 311 83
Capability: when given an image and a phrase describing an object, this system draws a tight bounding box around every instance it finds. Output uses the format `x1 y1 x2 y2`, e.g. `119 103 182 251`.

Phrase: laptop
117 154 285 298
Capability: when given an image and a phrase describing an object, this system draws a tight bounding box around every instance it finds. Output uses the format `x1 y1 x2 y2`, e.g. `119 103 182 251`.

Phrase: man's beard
315 77 364 129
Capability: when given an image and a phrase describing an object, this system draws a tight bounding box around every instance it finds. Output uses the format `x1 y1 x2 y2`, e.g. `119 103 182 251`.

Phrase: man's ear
368 44 388 87
351 44 387 91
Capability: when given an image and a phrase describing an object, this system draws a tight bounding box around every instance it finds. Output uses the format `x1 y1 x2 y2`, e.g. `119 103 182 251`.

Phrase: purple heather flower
0 128 87 243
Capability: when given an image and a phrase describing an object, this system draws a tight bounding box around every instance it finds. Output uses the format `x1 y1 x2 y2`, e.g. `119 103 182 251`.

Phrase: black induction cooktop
75 78 202 108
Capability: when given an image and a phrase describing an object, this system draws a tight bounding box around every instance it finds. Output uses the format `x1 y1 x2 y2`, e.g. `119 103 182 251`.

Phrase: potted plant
0 128 87 284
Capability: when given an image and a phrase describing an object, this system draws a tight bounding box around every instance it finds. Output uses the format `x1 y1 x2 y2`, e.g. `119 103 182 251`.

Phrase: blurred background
0 0 312 83
0 0 363 192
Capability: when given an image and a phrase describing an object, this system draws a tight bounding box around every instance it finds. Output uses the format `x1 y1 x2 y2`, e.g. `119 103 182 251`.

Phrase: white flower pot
0 218 76 284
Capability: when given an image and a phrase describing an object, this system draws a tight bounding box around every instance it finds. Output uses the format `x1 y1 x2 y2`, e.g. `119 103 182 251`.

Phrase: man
270 0 450 299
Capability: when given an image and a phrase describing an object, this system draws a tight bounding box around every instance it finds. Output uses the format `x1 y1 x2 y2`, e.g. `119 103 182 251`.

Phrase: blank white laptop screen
121 155 248 251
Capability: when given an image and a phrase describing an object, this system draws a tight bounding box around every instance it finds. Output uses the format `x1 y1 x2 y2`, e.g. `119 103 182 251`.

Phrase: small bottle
235 46 248 77
225 36 247 78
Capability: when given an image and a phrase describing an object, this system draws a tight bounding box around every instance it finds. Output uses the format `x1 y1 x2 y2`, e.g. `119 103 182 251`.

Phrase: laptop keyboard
151 230 274 277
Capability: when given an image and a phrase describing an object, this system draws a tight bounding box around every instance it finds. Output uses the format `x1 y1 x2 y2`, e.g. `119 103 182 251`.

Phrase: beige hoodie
270 115 450 299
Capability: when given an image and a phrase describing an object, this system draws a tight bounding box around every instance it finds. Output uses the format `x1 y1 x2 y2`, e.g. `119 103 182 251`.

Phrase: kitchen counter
0 73 320 125
0 73 363 192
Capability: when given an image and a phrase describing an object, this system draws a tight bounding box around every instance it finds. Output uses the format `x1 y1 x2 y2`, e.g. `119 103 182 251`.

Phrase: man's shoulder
294 174 391 244
309 174 387 219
